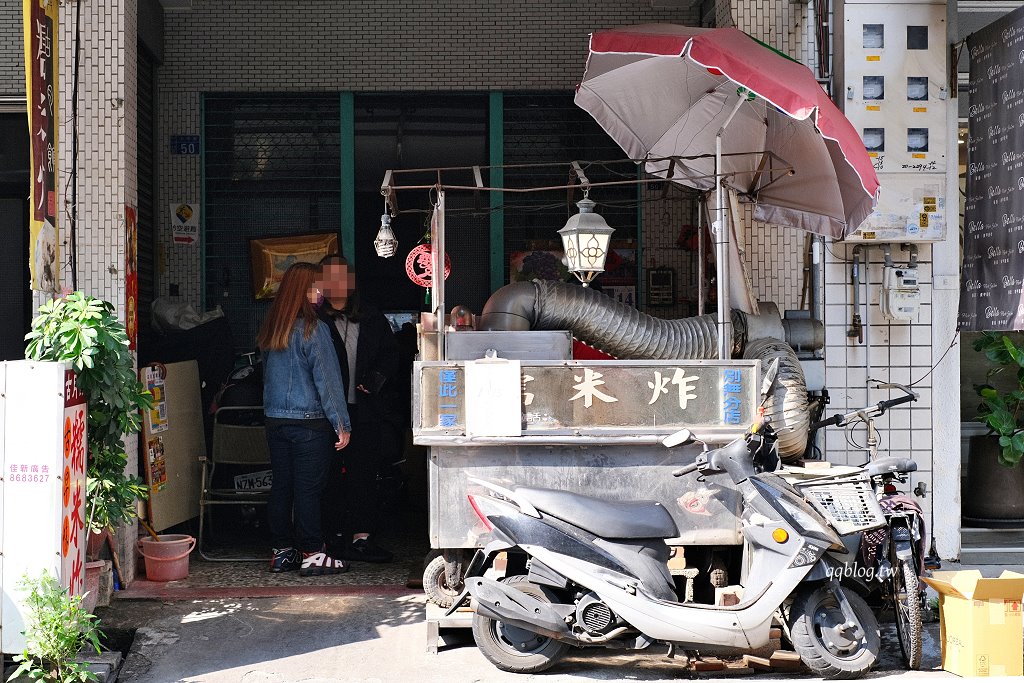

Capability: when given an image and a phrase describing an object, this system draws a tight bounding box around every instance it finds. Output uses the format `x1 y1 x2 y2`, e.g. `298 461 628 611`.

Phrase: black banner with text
960 7 1024 331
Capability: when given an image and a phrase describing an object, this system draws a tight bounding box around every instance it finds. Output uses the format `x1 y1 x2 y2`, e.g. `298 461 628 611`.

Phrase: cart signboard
415 360 758 438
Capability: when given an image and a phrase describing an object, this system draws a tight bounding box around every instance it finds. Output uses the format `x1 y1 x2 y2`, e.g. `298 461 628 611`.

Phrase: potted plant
963 331 1024 526
24 293 152 565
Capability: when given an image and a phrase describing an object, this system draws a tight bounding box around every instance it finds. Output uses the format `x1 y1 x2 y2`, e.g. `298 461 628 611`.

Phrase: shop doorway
0 112 31 362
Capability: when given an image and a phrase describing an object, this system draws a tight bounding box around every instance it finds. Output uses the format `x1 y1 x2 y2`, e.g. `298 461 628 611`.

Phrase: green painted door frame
340 92 356 265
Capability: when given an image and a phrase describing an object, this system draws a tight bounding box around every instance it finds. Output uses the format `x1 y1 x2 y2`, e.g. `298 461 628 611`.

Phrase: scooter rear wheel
788 584 880 679
471 575 570 673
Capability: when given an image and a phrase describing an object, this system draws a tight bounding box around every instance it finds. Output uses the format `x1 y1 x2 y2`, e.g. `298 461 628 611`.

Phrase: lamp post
558 197 614 287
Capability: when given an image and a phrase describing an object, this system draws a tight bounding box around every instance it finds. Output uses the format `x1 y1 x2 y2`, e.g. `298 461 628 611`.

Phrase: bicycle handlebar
810 391 918 431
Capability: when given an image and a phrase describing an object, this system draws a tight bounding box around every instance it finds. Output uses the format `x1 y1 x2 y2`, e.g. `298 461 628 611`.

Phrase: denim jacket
263 319 351 435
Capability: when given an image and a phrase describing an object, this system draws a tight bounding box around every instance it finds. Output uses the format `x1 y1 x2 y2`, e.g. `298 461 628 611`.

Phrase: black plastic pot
963 435 1024 527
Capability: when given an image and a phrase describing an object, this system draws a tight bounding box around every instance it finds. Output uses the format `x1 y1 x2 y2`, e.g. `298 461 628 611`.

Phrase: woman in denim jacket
257 262 351 575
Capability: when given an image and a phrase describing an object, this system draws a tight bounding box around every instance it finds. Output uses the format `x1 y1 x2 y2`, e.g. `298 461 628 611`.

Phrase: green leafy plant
973 331 1024 467
8 572 102 683
25 293 151 532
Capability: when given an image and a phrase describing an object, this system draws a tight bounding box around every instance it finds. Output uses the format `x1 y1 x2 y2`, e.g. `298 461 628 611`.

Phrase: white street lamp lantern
558 197 614 287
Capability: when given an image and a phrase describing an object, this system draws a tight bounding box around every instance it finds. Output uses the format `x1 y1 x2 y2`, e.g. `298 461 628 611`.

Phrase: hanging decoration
405 244 451 289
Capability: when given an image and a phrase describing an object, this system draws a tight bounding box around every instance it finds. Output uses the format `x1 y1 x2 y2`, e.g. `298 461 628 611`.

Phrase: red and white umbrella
575 24 879 240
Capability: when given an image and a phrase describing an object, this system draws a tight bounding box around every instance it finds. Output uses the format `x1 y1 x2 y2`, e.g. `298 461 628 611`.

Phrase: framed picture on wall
249 232 339 300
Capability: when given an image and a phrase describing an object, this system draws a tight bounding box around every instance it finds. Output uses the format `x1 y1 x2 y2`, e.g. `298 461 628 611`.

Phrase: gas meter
880 265 921 321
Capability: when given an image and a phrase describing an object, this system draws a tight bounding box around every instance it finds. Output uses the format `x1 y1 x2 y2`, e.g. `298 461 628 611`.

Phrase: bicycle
802 382 930 670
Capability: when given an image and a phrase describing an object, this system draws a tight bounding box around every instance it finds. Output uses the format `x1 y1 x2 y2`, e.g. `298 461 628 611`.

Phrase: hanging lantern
557 197 614 287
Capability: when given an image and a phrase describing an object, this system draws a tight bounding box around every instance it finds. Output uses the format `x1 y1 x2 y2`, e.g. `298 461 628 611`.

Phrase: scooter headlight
750 476 845 549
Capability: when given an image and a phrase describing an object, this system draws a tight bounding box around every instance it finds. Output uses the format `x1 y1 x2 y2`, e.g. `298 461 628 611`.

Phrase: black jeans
267 424 334 553
323 406 385 538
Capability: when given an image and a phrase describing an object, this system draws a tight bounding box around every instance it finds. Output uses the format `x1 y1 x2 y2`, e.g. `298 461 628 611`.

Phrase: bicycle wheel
891 558 922 670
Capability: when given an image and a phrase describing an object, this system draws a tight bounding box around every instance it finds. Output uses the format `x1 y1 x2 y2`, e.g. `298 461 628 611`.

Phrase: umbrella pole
714 97 745 360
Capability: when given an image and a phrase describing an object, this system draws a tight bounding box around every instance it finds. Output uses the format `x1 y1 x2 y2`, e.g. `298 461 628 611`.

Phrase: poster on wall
147 436 167 493
23 0 59 292
959 6 1024 330
125 206 138 350
144 365 169 433
170 201 199 247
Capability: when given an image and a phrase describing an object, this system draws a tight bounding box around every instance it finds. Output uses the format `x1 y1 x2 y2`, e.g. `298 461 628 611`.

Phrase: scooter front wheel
471 575 570 673
788 584 880 679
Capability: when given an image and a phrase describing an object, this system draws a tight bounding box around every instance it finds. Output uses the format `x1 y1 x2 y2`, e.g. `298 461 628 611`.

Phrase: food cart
380 160 821 607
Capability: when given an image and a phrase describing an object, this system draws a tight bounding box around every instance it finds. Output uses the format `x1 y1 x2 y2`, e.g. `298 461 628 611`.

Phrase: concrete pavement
98 590 953 683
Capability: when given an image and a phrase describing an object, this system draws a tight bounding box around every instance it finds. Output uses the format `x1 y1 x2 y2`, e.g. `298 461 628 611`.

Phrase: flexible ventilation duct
479 280 809 460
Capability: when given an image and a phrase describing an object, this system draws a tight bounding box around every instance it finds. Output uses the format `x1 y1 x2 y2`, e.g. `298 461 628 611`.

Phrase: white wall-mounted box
836 0 950 242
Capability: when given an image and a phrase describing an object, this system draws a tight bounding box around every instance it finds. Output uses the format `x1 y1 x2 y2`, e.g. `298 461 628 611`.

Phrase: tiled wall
155 0 701 308
55 0 140 580
730 0 961 553
730 0 820 313
0 0 22 96
822 243 937 521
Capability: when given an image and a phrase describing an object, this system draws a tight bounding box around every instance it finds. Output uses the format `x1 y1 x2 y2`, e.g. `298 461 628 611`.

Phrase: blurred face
319 263 356 302
307 283 323 306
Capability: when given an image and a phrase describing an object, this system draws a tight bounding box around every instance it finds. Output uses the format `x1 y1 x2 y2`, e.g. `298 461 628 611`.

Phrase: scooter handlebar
672 461 703 477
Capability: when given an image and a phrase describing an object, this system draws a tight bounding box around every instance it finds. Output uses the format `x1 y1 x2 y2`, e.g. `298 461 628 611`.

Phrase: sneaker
270 547 300 573
343 537 394 564
300 546 349 576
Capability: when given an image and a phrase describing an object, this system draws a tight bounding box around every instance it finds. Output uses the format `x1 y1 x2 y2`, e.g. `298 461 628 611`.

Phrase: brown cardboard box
922 570 1024 677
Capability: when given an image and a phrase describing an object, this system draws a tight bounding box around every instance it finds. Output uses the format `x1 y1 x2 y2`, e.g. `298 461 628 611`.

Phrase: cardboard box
922 570 1024 677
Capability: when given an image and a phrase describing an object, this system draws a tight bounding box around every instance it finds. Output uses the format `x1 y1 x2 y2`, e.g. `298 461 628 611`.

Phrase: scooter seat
864 457 917 477
515 487 679 539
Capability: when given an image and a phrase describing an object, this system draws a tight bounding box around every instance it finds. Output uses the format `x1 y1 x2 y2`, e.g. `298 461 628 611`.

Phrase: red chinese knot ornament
405 244 451 288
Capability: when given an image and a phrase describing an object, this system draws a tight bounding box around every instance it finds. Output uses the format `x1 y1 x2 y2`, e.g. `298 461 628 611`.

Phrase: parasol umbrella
575 24 880 357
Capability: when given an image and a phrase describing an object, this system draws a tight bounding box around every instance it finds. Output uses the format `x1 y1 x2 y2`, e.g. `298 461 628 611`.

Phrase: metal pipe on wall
714 96 746 360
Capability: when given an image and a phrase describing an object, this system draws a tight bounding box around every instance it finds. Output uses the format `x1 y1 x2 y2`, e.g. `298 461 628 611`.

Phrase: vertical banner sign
126 206 138 350
62 369 87 596
23 0 59 293
959 6 1024 330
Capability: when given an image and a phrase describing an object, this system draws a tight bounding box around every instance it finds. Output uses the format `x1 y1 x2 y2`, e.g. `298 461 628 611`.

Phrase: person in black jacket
316 254 400 563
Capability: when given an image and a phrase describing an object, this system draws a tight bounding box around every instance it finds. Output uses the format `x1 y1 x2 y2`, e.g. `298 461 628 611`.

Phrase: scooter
448 422 883 679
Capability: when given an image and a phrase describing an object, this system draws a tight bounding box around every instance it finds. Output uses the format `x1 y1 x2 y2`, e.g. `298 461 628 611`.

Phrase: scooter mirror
663 428 696 448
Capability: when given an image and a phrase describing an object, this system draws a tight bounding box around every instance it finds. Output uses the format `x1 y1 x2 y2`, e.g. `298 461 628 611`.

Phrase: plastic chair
198 406 271 561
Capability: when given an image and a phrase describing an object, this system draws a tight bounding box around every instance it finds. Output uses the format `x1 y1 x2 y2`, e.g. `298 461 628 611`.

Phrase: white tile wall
53 0 140 582
731 0 962 552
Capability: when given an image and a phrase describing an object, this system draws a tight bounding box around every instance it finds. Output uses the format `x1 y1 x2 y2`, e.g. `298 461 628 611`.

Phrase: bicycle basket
796 478 886 535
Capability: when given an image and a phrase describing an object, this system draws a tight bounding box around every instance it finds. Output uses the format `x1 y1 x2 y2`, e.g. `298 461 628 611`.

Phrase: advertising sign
959 6 1024 330
170 201 199 247
23 0 59 292
416 360 758 435
125 206 138 350
0 362 87 653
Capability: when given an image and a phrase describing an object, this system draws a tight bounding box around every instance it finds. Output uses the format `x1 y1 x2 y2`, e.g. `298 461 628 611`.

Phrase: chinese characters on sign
437 368 459 428
23 0 59 292
419 362 756 433
62 369 87 596
721 369 744 425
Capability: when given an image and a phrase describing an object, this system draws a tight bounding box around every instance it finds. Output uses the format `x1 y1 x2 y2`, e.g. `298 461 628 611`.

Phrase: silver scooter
448 423 882 679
